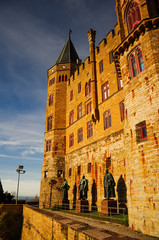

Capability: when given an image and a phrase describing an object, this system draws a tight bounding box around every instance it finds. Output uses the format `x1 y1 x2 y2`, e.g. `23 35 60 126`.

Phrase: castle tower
39 31 80 208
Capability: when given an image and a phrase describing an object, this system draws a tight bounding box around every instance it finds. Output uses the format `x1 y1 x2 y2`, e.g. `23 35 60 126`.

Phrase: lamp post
16 165 26 204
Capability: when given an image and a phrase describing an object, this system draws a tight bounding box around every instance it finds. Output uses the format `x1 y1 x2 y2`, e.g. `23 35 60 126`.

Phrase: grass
50 207 129 226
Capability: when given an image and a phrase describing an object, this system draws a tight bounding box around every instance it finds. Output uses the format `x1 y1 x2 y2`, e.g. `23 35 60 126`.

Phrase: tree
4 191 15 204
0 179 15 204
0 179 4 203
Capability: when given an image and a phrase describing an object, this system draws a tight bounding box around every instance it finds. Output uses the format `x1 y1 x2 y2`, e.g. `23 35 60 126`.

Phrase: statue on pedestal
61 179 70 201
103 169 116 200
78 175 88 200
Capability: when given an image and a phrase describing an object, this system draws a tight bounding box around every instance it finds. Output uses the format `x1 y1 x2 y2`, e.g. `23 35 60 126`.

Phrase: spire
56 30 79 64
68 29 72 38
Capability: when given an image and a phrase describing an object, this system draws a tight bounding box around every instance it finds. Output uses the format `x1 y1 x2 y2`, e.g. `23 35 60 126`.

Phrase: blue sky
0 0 117 197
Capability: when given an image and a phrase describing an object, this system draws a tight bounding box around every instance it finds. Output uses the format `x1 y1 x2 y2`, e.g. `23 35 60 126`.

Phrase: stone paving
49 210 159 240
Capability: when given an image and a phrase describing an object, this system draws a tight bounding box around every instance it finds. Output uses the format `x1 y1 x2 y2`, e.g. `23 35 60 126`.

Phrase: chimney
87 29 99 122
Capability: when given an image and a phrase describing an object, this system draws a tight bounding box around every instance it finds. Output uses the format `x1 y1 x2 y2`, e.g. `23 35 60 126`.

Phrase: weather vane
69 29 72 38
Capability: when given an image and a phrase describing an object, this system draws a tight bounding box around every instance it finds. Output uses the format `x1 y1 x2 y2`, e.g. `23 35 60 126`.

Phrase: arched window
127 1 141 33
85 80 91 97
65 75 67 81
136 47 145 72
104 110 111 129
89 79 91 94
59 75 61 82
62 75 64 82
120 101 125 121
129 46 145 78
102 82 109 101
85 83 89 96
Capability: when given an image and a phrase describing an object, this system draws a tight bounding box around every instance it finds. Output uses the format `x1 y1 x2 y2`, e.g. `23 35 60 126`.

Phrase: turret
39 31 80 208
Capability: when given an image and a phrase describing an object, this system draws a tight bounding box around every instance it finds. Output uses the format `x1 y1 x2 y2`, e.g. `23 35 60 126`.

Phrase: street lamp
16 165 26 204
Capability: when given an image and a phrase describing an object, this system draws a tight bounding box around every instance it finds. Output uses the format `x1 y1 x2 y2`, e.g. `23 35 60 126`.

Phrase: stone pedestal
101 199 117 215
76 200 89 213
59 200 69 210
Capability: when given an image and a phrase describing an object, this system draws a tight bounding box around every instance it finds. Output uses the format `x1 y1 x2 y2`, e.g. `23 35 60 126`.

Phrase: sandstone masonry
40 0 159 237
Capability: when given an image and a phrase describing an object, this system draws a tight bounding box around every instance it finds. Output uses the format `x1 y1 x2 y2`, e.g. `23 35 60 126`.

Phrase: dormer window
127 1 141 33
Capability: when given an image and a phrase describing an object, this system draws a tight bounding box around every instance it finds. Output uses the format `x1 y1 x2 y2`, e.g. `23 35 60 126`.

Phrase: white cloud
0 110 45 158
2 179 40 197
0 154 42 161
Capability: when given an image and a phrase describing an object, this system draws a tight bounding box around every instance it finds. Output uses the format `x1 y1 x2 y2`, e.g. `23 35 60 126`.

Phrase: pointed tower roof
56 30 79 64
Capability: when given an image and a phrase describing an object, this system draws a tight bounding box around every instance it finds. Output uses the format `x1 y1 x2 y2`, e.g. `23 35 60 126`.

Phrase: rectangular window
70 90 73 101
69 110 74 125
141 125 147 140
78 128 83 143
57 170 63 177
69 168 72 177
136 121 147 143
88 163 91 173
120 101 125 121
87 121 93 138
104 110 111 129
77 165 81 175
99 60 103 73
87 101 92 114
102 82 109 101
118 77 123 89
77 103 82 119
69 133 74 147
46 140 51 152
78 82 81 93
47 116 52 131
109 50 114 64
44 171 48 178
49 94 53 106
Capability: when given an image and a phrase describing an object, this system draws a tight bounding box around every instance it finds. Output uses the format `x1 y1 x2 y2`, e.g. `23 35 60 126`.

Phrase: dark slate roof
56 34 79 64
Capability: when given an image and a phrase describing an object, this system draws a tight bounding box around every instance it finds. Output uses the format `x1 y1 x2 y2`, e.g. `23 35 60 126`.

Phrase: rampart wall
0 204 159 238
21 205 105 240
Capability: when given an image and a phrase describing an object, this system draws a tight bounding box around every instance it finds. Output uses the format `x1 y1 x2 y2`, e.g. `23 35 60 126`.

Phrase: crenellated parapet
69 26 120 84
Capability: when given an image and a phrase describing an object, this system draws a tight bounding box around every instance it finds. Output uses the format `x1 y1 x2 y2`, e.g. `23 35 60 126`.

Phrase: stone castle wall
21 205 101 240
116 22 159 236
65 130 125 209
39 0 159 237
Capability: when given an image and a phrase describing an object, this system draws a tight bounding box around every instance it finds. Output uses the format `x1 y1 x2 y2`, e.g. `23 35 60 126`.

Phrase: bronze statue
61 179 70 201
78 175 88 200
103 169 116 200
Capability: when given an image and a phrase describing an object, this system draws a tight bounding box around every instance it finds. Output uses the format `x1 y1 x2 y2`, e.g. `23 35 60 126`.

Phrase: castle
40 0 159 237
